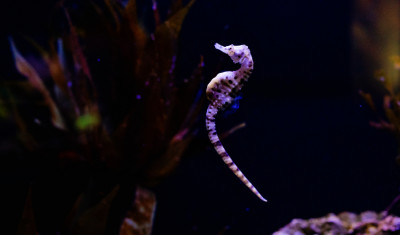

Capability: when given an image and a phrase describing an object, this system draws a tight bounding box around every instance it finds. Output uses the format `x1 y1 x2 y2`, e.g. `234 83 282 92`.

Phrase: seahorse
206 43 267 202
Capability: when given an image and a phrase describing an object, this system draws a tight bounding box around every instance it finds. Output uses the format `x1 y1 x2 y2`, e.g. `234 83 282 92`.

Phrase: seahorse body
206 43 267 202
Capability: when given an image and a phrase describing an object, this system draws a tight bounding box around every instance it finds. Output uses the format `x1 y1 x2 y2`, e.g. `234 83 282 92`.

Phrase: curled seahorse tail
206 104 267 202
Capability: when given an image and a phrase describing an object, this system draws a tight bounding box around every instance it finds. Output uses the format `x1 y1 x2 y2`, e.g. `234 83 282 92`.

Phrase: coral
3 0 203 233
119 187 156 235
273 211 400 235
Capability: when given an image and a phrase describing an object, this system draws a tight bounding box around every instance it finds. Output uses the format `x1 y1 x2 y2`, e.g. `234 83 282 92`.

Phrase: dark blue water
2 0 400 234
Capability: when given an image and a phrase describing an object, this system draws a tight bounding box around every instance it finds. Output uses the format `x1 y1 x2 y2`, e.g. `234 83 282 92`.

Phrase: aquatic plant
353 0 400 162
3 0 204 233
359 56 400 164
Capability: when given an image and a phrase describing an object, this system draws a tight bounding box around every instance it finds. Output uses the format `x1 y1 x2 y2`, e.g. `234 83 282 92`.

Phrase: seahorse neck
238 66 249 75
238 56 253 72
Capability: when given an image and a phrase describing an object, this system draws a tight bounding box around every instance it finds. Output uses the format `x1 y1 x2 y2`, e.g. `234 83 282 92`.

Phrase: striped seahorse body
206 43 267 202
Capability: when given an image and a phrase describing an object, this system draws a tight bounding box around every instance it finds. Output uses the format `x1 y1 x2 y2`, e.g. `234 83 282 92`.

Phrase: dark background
1 0 400 234
153 0 400 234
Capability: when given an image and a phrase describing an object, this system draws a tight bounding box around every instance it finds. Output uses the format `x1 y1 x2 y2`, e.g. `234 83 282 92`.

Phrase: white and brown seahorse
206 43 267 202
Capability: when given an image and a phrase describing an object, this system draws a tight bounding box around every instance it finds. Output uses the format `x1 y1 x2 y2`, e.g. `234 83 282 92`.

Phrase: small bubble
34 118 41 125
245 207 250 212
145 81 150 86
379 76 385 82
97 58 101 62
136 94 142 100
359 104 362 108
67 81 72 88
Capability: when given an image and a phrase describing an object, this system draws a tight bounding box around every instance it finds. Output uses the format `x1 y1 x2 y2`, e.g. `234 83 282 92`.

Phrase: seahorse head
214 43 250 64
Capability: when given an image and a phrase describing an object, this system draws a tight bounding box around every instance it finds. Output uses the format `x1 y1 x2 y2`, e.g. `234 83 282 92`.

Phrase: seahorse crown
205 43 267 202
